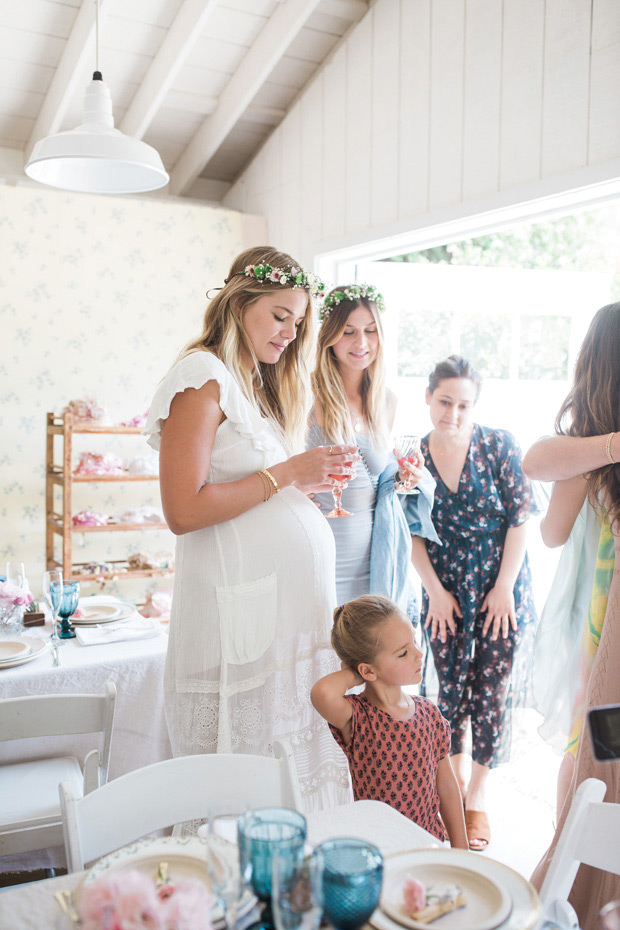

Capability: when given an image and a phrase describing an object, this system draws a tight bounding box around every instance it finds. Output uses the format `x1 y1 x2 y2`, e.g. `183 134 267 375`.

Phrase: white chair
0 683 116 858
539 777 620 918
60 738 303 872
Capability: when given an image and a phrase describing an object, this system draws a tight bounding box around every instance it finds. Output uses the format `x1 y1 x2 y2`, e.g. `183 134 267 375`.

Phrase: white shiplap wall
223 0 620 264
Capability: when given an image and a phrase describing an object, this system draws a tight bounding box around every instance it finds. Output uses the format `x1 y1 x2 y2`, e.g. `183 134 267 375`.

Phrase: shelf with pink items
45 412 173 590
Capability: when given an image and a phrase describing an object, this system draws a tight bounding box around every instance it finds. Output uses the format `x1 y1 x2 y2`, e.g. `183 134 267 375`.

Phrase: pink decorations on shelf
117 506 164 524
72 510 111 528
119 411 149 429
74 452 126 477
62 398 109 425
78 869 213 930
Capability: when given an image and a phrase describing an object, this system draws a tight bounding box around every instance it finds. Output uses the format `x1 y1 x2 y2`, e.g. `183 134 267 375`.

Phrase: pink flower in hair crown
243 263 326 299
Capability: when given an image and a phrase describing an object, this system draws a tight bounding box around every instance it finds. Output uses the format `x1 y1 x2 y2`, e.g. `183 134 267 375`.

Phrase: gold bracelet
260 468 280 495
256 470 271 502
606 432 616 464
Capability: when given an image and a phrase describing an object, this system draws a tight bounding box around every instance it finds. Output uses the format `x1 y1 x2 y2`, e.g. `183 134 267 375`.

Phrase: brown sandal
465 810 490 851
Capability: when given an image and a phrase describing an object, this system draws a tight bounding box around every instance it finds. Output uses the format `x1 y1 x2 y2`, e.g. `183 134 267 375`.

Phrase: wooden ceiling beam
170 0 322 196
25 0 112 161
120 0 220 140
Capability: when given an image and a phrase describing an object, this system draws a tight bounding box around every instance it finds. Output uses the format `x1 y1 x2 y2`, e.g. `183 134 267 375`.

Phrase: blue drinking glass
58 580 80 639
316 838 383 930
238 807 307 930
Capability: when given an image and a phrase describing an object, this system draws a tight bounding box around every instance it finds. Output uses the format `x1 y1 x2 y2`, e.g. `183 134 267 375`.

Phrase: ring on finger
327 446 333 455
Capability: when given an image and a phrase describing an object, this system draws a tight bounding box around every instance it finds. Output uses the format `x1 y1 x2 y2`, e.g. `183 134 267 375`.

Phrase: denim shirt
369 456 440 622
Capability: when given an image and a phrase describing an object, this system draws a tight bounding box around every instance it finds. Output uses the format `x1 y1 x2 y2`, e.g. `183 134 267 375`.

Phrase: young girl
311 595 467 847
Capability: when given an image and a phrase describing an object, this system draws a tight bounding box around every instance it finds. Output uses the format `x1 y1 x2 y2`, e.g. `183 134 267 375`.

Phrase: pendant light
25 1 169 194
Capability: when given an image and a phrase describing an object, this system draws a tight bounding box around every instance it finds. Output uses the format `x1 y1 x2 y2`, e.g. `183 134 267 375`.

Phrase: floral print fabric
329 694 450 840
420 424 538 767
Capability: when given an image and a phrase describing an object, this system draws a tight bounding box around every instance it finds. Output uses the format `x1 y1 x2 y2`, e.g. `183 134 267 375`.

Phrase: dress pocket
216 571 277 665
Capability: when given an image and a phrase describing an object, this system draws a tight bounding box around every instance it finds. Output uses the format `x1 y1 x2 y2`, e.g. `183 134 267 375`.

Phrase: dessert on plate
403 876 466 925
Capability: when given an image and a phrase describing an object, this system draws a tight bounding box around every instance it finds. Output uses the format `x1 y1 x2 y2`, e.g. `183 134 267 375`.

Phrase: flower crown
319 283 386 321
243 263 326 300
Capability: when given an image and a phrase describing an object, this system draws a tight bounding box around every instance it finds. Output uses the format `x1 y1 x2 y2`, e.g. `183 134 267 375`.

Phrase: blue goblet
316 838 383 930
238 807 307 930
58 580 80 639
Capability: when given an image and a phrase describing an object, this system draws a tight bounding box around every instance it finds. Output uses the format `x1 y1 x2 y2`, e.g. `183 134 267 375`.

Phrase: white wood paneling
462 0 502 201
591 0 620 52
499 0 544 189
428 0 465 210
300 78 323 258
589 41 620 164
370 0 399 227
541 0 591 178
398 0 430 220
321 45 346 238
345 9 371 234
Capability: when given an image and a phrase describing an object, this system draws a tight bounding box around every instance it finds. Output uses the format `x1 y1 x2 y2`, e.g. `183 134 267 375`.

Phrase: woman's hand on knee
481 583 517 640
424 587 462 643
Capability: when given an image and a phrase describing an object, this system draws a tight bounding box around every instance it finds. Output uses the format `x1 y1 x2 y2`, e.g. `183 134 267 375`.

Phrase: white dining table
0 800 541 930
0 620 171 872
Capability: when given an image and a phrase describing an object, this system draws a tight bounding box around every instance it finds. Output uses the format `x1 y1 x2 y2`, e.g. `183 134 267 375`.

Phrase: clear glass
272 847 323 930
600 900 620 930
6 562 26 588
326 459 354 519
43 570 63 651
316 838 383 930
393 434 421 492
203 799 249 930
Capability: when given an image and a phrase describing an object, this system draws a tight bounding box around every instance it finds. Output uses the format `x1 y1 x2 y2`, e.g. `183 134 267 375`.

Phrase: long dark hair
556 302 620 531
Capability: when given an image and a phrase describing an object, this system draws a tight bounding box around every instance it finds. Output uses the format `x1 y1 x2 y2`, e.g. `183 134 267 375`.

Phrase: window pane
460 312 511 378
398 309 453 376
519 315 570 379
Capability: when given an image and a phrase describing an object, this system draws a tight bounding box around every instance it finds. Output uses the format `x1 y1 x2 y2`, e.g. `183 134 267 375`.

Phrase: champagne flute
202 799 249 930
394 434 421 492
43 570 63 648
326 458 354 519
6 562 26 588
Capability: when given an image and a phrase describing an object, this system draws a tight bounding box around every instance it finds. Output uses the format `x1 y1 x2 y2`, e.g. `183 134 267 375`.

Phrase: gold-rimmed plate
0 639 31 662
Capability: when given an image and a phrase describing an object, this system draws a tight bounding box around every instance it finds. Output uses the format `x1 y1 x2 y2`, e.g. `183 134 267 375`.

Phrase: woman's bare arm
523 434 619 481
540 476 588 548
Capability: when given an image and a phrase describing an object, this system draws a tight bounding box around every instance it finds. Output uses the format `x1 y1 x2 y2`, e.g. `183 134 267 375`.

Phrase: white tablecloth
0 801 439 928
0 622 171 871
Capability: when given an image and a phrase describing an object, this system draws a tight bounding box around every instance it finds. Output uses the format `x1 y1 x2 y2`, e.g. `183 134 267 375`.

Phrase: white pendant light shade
25 74 169 194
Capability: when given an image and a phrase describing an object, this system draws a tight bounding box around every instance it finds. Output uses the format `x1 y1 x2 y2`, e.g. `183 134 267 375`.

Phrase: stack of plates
72 598 137 627
0 636 50 669
373 849 540 930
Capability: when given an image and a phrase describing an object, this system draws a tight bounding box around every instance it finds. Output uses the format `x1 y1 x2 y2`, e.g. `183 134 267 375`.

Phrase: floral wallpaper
0 185 246 601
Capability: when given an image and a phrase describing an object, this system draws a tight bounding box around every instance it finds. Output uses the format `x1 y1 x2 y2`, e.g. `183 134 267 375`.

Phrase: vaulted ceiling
0 0 369 200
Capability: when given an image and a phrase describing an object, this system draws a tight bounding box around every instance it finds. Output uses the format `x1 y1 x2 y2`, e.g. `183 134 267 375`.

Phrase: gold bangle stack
257 468 280 501
606 432 617 464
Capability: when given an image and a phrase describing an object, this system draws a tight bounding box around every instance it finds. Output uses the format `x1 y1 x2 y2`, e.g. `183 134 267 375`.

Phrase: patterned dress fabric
144 351 351 811
420 424 538 767
329 693 450 840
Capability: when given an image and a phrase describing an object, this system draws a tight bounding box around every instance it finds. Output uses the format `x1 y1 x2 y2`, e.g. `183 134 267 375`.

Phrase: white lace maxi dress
144 351 351 811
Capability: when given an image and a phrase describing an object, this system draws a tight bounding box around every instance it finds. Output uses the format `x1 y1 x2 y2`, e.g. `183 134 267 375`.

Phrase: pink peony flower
160 880 213 930
0 580 34 608
403 876 426 915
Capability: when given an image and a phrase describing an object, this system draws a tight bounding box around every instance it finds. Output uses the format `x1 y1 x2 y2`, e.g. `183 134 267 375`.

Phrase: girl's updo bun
331 595 401 672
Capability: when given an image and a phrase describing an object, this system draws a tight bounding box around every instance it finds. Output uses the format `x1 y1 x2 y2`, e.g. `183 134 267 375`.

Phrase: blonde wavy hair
312 292 387 445
182 246 316 452
331 595 401 672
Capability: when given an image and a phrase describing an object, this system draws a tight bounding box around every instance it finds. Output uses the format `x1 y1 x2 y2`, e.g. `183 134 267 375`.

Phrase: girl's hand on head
395 450 425 488
424 587 461 643
340 662 364 686
283 444 359 493
481 583 517 640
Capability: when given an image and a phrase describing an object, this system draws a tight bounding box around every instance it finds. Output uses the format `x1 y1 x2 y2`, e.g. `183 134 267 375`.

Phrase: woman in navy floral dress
411 356 538 851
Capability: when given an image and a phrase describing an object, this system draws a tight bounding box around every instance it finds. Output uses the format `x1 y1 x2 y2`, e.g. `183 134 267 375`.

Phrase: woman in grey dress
309 284 438 614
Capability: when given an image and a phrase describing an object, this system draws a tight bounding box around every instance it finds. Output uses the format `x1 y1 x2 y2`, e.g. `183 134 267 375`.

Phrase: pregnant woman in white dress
144 247 357 810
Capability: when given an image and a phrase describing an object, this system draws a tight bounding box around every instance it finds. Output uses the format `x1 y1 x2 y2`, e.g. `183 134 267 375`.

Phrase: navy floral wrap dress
420 424 538 767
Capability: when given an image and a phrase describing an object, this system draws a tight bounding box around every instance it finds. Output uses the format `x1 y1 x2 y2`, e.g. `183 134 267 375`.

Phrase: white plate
72 603 136 625
382 858 511 930
0 639 31 662
372 850 539 930
81 835 256 930
0 637 51 669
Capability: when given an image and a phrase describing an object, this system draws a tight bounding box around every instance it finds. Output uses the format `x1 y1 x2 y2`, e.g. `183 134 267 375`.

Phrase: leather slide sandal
465 810 490 851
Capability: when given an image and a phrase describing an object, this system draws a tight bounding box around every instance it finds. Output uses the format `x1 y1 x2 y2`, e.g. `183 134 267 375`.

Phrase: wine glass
601 900 620 930
201 799 249 930
394 434 421 492
272 846 323 930
58 580 80 639
43 570 63 648
238 807 307 930
6 562 26 588
315 838 383 930
326 459 354 519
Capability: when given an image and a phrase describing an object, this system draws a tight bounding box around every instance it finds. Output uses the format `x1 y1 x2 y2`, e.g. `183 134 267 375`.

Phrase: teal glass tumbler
238 807 307 930
316 838 383 930
58 580 80 639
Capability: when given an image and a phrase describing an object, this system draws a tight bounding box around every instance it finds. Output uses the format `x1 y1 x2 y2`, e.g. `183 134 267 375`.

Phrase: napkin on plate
76 616 163 646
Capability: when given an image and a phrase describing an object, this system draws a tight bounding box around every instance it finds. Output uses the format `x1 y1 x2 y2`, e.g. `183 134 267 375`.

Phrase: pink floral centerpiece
78 869 213 930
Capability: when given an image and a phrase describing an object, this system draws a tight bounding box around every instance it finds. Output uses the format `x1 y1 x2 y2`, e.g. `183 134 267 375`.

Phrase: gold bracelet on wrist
606 431 616 464
260 468 280 496
256 470 271 502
